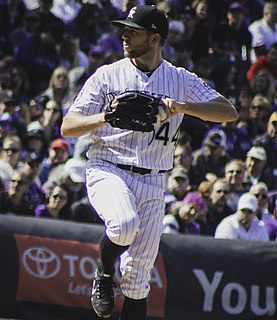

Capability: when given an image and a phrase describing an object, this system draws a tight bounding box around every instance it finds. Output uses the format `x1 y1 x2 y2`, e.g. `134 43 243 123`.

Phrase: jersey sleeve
186 71 221 104
68 67 108 116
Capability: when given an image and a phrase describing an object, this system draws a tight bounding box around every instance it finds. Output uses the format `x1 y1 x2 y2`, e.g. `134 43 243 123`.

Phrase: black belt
116 163 166 175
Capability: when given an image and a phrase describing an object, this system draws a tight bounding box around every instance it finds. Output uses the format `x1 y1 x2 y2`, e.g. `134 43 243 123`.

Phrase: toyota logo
23 247 61 279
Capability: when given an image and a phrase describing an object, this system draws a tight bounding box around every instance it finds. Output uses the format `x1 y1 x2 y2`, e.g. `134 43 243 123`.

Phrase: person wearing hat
61 4 237 318
215 192 269 241
190 130 232 189
211 1 252 63
254 111 277 171
20 151 45 212
39 138 70 185
244 145 277 191
25 122 47 158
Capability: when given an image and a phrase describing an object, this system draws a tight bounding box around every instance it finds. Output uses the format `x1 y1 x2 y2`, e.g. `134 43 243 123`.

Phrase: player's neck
131 51 163 72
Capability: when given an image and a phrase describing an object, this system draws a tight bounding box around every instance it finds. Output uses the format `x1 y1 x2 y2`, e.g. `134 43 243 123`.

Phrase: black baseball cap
111 5 169 39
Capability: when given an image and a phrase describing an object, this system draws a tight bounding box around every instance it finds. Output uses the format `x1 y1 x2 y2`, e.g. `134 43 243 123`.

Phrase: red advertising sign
15 234 167 317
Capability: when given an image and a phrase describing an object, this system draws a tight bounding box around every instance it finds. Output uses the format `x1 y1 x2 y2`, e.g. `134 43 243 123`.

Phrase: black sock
121 296 147 320
99 232 128 276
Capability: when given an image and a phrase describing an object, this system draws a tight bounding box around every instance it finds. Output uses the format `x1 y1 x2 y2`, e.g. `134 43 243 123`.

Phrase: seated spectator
87 46 107 76
224 159 248 212
206 178 233 236
248 1 277 60
58 33 89 71
247 42 277 87
39 138 70 185
41 67 72 113
215 192 269 241
211 2 252 71
0 171 34 216
16 22 60 97
0 90 28 142
0 133 23 185
249 182 273 223
249 68 276 107
20 151 45 211
204 120 252 160
164 167 190 215
244 146 277 191
25 122 48 157
35 183 71 219
29 94 49 122
173 143 192 174
190 130 232 189
254 111 277 171
163 192 206 235
243 94 272 139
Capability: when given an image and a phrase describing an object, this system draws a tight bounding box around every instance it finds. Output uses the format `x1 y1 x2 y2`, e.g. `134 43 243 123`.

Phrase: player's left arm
162 96 238 123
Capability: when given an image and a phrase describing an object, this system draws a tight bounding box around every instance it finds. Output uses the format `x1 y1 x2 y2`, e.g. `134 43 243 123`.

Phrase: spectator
163 192 206 235
58 33 89 71
224 159 247 212
9 9 41 50
0 171 34 216
204 120 252 160
87 46 107 76
249 182 273 223
249 68 276 107
243 94 272 139
39 138 69 185
35 183 71 219
215 192 269 241
25 122 47 155
211 2 252 66
165 167 190 215
247 42 277 87
190 0 211 63
206 178 233 235
16 22 60 97
41 67 72 113
244 146 277 191
66 3 104 53
0 89 28 142
29 94 49 122
190 130 232 189
249 0 277 60
20 152 45 211
0 133 23 185
51 0 82 24
173 143 192 174
254 111 277 171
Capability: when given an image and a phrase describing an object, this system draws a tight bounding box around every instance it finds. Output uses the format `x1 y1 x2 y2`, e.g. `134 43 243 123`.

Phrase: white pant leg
120 174 165 300
86 165 140 246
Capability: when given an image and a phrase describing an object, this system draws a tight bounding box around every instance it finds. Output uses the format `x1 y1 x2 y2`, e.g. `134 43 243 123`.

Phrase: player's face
122 27 153 58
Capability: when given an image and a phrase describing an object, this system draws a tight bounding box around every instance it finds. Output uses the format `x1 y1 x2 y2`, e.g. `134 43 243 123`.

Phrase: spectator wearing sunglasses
0 171 33 216
215 192 269 241
249 182 273 224
0 133 23 185
35 184 71 219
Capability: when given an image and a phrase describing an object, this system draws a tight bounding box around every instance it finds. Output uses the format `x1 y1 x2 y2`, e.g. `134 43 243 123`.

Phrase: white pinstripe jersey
69 58 221 170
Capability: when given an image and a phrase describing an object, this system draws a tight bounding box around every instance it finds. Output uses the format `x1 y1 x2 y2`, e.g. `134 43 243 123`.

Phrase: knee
107 214 140 246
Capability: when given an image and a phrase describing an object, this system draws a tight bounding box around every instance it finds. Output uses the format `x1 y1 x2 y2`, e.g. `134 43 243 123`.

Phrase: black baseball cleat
91 269 116 318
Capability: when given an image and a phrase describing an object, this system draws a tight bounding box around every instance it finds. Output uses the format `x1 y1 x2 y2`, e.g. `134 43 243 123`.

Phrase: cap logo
151 24 157 29
128 7 137 19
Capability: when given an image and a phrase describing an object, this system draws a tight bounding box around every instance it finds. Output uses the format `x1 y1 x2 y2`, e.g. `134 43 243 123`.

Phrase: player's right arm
61 111 106 137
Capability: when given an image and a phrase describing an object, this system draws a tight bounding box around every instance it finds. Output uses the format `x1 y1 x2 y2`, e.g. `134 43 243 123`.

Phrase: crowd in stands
0 0 277 242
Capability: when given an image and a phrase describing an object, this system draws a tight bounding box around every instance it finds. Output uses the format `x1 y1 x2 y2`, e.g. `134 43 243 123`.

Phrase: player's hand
160 98 178 122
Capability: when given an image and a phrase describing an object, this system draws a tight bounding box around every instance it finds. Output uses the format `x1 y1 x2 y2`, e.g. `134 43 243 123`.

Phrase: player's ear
151 33 161 45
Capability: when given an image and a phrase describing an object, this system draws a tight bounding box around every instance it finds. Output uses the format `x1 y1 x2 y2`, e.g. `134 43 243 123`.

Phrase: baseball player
61 5 238 319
